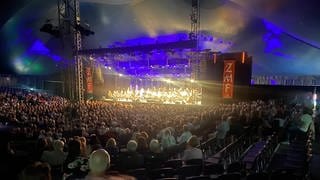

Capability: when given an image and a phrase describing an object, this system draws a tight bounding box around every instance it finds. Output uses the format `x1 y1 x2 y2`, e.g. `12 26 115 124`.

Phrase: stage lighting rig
40 19 60 38
75 24 95 36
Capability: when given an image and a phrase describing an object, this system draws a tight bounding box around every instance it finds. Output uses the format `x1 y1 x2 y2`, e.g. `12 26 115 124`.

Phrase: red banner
85 67 93 94
222 60 235 98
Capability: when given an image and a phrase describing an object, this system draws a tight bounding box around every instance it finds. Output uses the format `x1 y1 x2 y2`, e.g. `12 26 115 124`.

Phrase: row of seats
208 130 254 166
268 127 313 179
125 130 255 179
126 159 203 179
126 163 244 180
126 124 309 180
242 132 278 173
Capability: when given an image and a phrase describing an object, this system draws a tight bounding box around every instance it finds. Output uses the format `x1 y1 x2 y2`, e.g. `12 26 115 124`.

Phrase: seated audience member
20 161 52 180
97 122 108 137
177 125 192 144
88 134 102 154
136 136 149 154
144 139 168 169
117 140 144 170
131 132 141 142
85 149 110 180
182 135 203 162
41 140 67 167
63 139 89 180
149 139 163 154
79 136 88 157
34 138 49 161
140 131 149 142
118 128 132 147
160 128 176 150
105 138 119 161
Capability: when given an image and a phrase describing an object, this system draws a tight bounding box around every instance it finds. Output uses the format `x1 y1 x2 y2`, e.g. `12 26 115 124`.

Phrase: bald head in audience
86 149 136 180
87 149 111 178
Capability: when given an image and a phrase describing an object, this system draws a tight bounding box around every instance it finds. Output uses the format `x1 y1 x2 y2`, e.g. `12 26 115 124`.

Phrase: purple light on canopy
108 32 232 52
263 20 282 35
109 32 190 48
156 33 188 43
30 40 50 54
125 37 156 46
29 40 63 62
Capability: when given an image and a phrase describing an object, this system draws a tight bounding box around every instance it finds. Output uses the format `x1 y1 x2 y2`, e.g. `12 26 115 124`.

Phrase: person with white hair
127 140 138 152
145 139 168 170
149 139 162 154
85 149 110 180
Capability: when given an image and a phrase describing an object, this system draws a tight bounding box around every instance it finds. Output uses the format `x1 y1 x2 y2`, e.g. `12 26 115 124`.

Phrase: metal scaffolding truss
190 0 200 41
55 0 201 101
58 0 84 102
190 0 201 80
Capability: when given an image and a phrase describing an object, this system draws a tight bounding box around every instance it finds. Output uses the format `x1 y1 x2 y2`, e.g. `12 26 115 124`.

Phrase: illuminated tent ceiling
0 0 319 75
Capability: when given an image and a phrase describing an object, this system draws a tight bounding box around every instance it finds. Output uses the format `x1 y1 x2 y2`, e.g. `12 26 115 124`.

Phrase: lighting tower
58 0 84 101
190 0 200 41
190 0 200 81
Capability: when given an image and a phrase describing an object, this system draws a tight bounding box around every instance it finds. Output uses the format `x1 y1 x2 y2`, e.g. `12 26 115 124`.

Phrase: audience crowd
0 87 317 180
